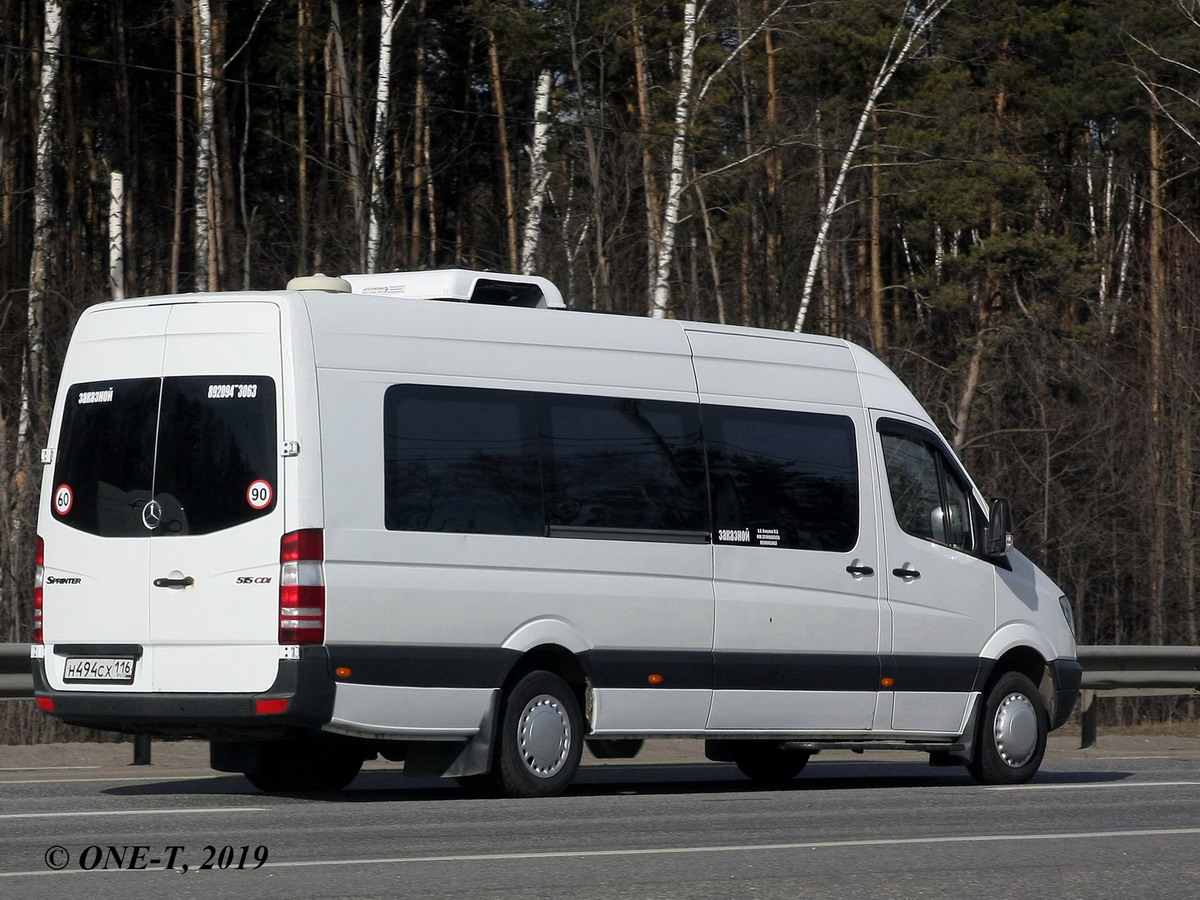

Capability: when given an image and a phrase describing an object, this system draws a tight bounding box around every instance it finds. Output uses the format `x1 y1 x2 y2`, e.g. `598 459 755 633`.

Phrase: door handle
891 567 921 580
845 565 875 577
153 576 194 589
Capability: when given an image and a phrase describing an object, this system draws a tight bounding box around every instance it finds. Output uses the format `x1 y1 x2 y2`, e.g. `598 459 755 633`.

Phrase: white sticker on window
54 484 74 515
208 383 259 399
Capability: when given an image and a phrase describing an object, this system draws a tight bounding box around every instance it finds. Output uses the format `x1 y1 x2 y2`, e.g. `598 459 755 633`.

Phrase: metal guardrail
3 642 1198 743
0 642 34 699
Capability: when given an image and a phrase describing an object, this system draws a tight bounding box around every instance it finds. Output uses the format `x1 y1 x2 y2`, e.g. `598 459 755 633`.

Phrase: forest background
3 0 1200 741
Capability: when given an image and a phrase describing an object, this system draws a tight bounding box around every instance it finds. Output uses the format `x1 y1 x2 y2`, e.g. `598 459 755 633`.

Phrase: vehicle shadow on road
100 760 1133 801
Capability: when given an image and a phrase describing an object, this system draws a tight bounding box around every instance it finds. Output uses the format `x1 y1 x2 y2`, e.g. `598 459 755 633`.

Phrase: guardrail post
132 734 152 765
1080 689 1096 749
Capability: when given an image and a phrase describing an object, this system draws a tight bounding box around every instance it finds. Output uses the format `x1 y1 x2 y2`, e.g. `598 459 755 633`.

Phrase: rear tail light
279 529 324 644
33 536 44 645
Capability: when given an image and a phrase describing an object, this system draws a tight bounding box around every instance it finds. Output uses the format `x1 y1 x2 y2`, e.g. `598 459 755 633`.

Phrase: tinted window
52 376 278 537
153 376 278 535
384 385 542 534
879 425 975 551
51 378 159 536
541 396 707 533
383 386 708 538
705 407 859 551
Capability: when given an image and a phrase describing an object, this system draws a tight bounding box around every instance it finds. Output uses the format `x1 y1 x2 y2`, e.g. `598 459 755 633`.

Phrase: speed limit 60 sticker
54 484 74 516
246 480 273 510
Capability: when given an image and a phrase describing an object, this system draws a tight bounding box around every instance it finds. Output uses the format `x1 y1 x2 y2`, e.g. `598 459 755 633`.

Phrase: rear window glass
51 376 277 537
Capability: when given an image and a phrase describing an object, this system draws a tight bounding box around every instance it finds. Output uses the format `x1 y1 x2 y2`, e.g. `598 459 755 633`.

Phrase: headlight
1058 595 1076 639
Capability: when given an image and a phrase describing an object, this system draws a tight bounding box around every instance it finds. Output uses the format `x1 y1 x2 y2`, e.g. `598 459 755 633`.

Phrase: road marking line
0 766 99 772
7 826 1199 877
987 780 1200 791
0 807 265 820
0 774 221 786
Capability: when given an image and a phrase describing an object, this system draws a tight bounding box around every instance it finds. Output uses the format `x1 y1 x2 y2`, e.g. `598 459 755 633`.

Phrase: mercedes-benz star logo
142 499 163 530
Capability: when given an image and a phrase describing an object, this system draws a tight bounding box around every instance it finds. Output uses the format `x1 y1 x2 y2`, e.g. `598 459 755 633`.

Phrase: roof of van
80 281 928 428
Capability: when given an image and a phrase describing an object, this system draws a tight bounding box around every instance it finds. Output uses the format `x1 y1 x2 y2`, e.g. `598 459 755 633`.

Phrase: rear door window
52 375 277 537
51 378 160 537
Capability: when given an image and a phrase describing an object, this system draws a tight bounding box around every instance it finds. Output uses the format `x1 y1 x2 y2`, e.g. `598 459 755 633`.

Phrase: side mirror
985 497 1013 558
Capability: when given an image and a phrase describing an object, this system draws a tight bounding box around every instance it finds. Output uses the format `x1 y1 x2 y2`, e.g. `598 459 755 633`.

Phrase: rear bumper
32 647 336 740
1049 657 1084 730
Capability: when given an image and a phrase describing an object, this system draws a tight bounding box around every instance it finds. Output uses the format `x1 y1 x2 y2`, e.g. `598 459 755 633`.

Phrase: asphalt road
1 745 1199 898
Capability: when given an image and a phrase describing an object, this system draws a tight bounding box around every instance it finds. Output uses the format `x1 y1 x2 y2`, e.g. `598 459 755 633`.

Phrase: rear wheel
491 671 583 798
733 744 810 784
244 736 363 793
967 671 1047 785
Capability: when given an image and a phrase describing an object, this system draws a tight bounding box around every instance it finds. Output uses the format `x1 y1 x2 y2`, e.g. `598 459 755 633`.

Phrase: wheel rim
992 691 1038 768
517 693 571 778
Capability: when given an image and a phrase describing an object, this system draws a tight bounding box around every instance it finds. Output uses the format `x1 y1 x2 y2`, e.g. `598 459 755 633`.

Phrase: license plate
63 657 136 684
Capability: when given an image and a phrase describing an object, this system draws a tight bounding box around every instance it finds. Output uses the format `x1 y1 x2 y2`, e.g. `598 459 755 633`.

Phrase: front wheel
967 671 1047 785
491 671 583 798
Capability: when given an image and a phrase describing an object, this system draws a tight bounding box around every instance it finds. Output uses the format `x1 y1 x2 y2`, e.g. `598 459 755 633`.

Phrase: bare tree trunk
567 10 610 308
520 69 554 276
763 2 780 327
631 4 660 303
869 110 884 351
486 29 519 272
330 0 366 268
410 0 427 266
694 180 725 323
1147 107 1167 644
794 0 952 332
193 0 215 290
171 0 186 293
297 0 312 273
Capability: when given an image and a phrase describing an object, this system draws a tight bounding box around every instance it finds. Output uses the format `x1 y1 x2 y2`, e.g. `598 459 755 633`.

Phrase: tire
733 744 810 784
967 671 1048 785
491 671 583 798
244 736 363 793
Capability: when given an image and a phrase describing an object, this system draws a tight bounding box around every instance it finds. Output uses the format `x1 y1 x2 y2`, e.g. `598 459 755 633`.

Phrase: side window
541 395 707 534
384 385 542 535
705 406 859 551
382 386 707 539
878 422 975 551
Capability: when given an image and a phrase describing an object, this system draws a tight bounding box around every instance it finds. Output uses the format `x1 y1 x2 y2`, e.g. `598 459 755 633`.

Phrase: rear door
147 302 284 692
44 306 170 680
44 301 285 695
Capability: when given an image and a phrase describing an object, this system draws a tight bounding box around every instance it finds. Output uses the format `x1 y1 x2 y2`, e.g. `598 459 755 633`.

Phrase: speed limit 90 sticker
54 484 74 516
246 480 273 510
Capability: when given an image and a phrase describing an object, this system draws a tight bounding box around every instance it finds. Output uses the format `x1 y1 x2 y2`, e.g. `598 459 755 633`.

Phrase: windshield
51 376 277 537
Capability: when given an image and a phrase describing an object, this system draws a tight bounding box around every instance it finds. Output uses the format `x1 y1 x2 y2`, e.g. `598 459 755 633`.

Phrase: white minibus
33 269 1081 796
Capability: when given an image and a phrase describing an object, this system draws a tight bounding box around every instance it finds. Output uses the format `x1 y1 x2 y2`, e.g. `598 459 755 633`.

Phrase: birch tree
649 0 792 318
792 0 952 332
193 0 216 290
520 69 554 276
22 0 63 446
109 171 126 301
366 0 408 273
